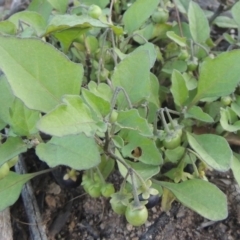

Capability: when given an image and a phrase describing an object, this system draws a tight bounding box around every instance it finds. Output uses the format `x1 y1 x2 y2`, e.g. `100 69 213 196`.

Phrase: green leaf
0 75 15 124
165 146 185 164
231 102 240 117
36 134 100 170
116 150 160 188
82 88 111 118
149 73 160 107
9 98 40 136
47 0 68 13
122 0 159 33
162 60 187 74
0 137 27 166
188 1 210 43
112 50 151 109
167 31 187 47
171 70 188 107
133 42 157 68
174 0 191 14
232 1 240 27
46 14 108 34
185 106 214 123
0 118 6 130
0 21 16 35
0 172 35 211
37 95 106 137
98 155 115 180
81 0 109 8
220 107 240 132
27 0 53 22
9 11 47 36
232 154 240 187
159 179 228 221
121 131 162 165
193 50 240 102
88 81 112 102
53 28 87 53
214 16 238 29
0 36 83 113
187 133 232 171
116 109 152 137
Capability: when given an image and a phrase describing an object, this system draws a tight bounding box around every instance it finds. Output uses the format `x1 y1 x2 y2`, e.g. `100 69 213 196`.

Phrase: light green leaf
116 150 160 188
81 0 109 8
9 98 40 136
167 31 186 47
53 28 87 53
220 107 240 132
171 70 188 107
159 179 228 221
36 134 100 170
162 60 187 74
37 95 106 137
231 102 240 117
0 75 15 124
116 109 152 137
214 16 238 29
82 88 111 118
0 21 16 35
27 0 53 22
46 14 108 34
47 0 68 13
232 1 240 27
188 1 210 43
0 137 27 166
165 146 185 164
149 73 160 107
193 50 240 102
121 131 162 165
187 133 232 171
0 119 6 130
9 11 47 36
174 0 190 14
185 106 214 123
112 50 151 109
0 172 35 211
232 154 240 187
0 36 83 113
133 42 157 68
87 81 112 102
122 0 159 33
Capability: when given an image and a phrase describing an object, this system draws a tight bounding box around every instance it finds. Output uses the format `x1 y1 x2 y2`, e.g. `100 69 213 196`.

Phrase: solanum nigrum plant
0 0 240 227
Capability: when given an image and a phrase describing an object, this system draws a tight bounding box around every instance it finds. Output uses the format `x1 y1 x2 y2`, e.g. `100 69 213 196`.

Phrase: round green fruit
221 96 232 106
88 182 102 198
178 49 189 61
151 9 169 23
88 5 102 19
101 183 115 198
125 204 148 226
163 132 181 149
110 200 127 215
110 110 118 123
187 58 198 71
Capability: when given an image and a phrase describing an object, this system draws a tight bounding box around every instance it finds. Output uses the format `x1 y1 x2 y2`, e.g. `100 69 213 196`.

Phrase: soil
10 150 240 240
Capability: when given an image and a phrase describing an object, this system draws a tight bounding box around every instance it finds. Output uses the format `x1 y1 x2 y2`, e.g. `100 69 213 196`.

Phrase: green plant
125 203 148 226
0 0 240 228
